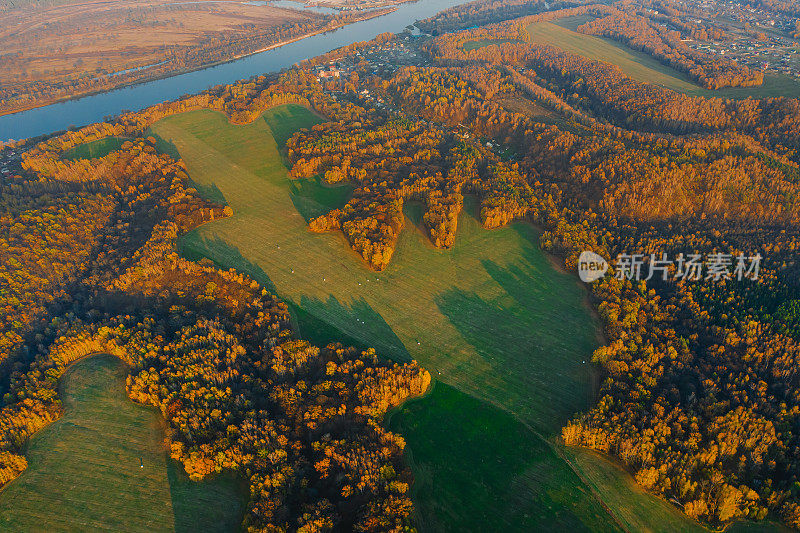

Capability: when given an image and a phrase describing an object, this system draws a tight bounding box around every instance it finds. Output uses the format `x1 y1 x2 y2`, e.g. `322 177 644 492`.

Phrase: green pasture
146 104 711 532
0 354 244 532
61 137 127 161
525 16 800 99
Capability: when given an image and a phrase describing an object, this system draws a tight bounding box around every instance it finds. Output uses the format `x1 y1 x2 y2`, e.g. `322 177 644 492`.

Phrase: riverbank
0 7 394 121
0 0 470 142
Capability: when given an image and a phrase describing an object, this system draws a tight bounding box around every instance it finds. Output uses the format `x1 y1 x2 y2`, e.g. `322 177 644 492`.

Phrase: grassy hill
525 15 800 99
0 354 244 532
147 104 712 532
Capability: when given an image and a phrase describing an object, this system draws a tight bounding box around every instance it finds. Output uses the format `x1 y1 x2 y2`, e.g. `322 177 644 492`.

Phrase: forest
0 75 430 531
416 0 593 33
2 0 800 529
424 0 787 90
268 11 800 528
575 9 764 89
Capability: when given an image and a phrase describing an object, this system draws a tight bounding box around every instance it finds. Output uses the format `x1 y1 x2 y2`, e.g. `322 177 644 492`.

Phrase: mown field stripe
149 105 710 532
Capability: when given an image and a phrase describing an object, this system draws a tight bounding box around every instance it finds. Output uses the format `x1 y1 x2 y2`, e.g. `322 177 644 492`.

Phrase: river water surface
0 0 468 141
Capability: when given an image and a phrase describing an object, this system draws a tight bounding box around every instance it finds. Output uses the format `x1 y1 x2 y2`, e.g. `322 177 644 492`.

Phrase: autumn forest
1 0 800 531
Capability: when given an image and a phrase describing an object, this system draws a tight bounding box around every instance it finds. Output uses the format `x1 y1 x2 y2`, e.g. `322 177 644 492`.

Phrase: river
0 0 467 141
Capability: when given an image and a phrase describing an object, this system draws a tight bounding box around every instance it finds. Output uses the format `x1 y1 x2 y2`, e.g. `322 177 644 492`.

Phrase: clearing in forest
0 354 243 532
147 104 711 532
525 15 800 99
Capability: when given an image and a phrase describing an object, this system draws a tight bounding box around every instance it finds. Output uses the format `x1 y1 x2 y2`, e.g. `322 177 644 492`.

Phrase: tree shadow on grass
480 229 599 350
178 235 408 362
402 200 435 244
192 182 227 206
147 131 228 205
297 293 411 362
61 136 127 161
262 104 324 149
146 130 182 160
434 253 597 434
389 381 618 533
289 175 353 223
481 257 598 337
178 234 277 295
168 459 246 533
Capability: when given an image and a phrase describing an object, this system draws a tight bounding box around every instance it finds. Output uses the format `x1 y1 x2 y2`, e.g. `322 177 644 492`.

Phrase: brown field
0 0 336 114
0 0 314 87
0 0 402 114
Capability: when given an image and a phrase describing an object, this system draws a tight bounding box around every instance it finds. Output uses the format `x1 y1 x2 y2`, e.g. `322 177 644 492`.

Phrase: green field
143 104 714 532
388 382 617 532
561 448 707 533
0 355 244 532
62 136 127 161
526 16 800 99
153 106 601 435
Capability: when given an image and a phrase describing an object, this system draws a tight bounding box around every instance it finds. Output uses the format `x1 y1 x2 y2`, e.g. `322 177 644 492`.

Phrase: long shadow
146 130 182 160
61 136 127 161
389 381 620 533
179 233 408 363
289 175 353 223
194 182 227 206
403 200 435 244
434 250 597 435
260 105 352 223
482 227 600 338
261 104 324 148
147 131 228 205
168 459 246 533
297 293 411 362
178 234 278 295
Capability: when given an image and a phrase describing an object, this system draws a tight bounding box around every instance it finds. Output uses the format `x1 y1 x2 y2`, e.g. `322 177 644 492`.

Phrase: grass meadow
146 104 713 532
62 137 127 161
0 354 243 532
524 16 800 99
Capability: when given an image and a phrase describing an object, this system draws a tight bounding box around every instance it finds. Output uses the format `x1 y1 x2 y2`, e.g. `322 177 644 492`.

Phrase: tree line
273 24 800 528
0 72 431 531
